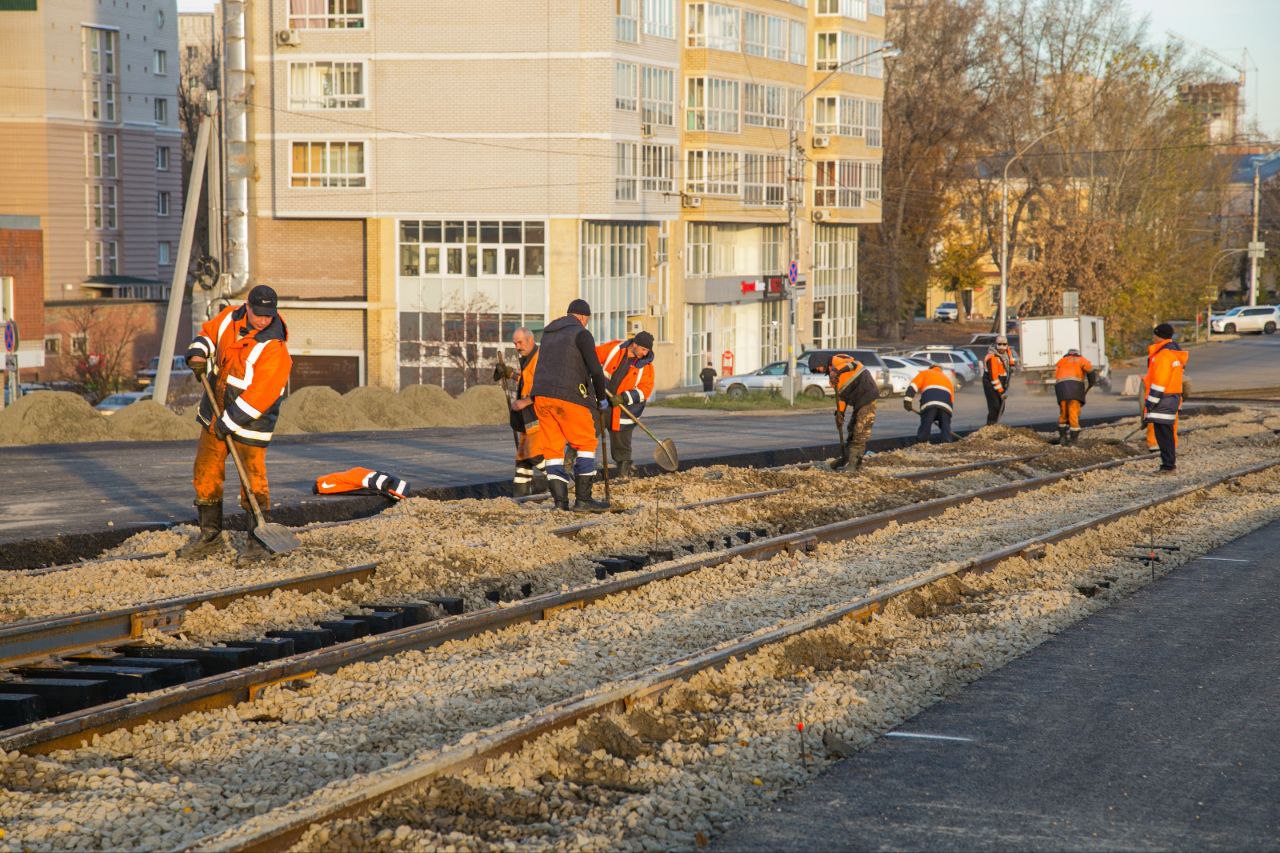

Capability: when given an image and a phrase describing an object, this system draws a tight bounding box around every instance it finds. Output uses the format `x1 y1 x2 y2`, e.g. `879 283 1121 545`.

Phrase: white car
934 302 959 322
883 355 963 395
908 348 980 386
715 361 831 399
1211 305 1278 335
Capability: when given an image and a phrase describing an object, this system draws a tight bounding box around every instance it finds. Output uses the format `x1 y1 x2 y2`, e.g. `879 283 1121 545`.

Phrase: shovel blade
653 439 679 472
252 522 301 556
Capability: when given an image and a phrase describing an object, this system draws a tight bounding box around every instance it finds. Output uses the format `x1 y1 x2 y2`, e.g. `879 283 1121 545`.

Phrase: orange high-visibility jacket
511 347 540 434
1053 353 1095 404
186 303 292 447
596 339 656 430
906 365 955 413
314 467 408 500
829 354 879 413
1144 340 1187 423
983 352 1009 394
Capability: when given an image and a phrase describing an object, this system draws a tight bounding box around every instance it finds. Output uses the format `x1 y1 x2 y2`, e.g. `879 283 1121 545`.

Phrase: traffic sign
3 320 15 353
1247 241 1266 259
788 261 799 285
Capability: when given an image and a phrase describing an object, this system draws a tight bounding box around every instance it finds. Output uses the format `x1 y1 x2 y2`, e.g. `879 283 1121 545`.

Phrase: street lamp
783 42 900 405
998 124 1068 336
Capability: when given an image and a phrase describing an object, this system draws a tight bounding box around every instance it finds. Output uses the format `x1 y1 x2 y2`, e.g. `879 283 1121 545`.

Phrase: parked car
136 355 193 388
797 349 894 394
1211 305 1279 335
716 361 830 399
882 355 963 395
95 389 153 415
908 347 980 387
934 302 959 322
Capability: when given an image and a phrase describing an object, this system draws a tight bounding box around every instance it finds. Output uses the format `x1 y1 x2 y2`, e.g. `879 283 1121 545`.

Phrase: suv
798 349 893 394
1212 306 1279 335
908 347 981 387
934 302 959 322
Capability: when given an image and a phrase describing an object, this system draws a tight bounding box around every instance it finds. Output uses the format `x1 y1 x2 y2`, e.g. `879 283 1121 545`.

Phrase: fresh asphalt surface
0 335 1275 554
714 518 1280 852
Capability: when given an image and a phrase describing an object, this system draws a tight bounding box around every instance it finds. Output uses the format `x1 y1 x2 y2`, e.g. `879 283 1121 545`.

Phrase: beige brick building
242 0 884 392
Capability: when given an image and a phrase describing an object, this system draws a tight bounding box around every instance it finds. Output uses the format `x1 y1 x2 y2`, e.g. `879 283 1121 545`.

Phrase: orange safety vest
314 467 409 500
1144 340 1187 422
596 339 656 430
907 365 955 412
829 354 877 413
983 352 1009 394
1053 353 1094 404
511 347 540 434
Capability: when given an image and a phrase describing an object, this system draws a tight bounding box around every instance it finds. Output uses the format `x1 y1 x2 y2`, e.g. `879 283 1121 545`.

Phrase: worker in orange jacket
982 335 1012 425
1053 349 1097 445
814 353 879 470
595 331 655 480
182 285 292 559
1141 334 1181 453
1143 323 1188 473
496 326 545 497
905 364 956 443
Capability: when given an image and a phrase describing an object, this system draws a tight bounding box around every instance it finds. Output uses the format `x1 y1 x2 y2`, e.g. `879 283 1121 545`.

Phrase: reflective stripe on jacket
830 354 879 413
314 467 408 500
1053 354 1095 404
186 303 291 447
983 352 1009 394
597 338 656 430
1144 340 1187 422
906 365 955 413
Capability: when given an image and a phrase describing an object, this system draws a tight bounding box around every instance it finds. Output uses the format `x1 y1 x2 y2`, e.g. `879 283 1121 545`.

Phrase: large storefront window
812 223 858 348
397 219 547 393
580 221 647 343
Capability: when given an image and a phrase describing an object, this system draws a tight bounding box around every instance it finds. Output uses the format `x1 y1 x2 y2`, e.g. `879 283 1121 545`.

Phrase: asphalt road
715 518 1280 852
0 335 1274 564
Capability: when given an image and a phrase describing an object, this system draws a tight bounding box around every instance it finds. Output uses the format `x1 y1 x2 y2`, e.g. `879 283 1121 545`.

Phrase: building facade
243 0 885 392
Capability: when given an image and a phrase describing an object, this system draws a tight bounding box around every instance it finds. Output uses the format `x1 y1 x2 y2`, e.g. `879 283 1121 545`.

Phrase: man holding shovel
813 353 879 471
181 285 292 559
596 330 655 480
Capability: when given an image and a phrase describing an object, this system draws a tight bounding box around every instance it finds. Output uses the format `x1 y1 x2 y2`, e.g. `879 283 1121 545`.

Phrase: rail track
185 455 1280 853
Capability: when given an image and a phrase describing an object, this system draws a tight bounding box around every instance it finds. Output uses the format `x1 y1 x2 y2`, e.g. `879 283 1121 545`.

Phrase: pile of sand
399 383 465 427
0 391 112 446
275 386 379 434
108 400 202 442
343 386 422 429
454 384 511 426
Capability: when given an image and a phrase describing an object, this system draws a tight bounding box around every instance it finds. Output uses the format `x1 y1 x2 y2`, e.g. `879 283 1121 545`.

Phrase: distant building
1178 81 1243 145
0 216 46 381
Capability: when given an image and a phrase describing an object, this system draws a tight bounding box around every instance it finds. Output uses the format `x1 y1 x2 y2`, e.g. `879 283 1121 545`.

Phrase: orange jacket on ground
596 339 656 430
983 352 1009 394
1053 353 1096 404
314 467 409 500
186 303 292 447
906 365 955 413
1144 340 1187 423
829 354 879 413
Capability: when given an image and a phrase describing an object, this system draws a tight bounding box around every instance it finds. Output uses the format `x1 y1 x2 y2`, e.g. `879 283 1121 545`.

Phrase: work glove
597 398 610 411
607 390 624 407
492 363 515 382
903 398 913 412
187 356 207 377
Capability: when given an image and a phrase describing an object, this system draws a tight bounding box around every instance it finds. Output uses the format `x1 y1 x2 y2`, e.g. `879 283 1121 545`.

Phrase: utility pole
1248 162 1261 307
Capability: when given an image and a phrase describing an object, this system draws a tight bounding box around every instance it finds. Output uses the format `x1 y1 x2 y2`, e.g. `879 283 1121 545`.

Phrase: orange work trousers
1145 419 1177 450
533 398 598 460
193 428 270 510
1059 400 1082 430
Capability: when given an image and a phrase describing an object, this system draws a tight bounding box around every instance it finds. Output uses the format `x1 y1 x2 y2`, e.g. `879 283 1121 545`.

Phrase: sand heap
453 384 510 426
275 386 379 434
0 391 112 446
343 386 422 429
108 400 202 442
398 383 465 427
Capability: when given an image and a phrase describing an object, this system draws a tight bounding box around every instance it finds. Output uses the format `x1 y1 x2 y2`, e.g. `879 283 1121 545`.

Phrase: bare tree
54 304 149 402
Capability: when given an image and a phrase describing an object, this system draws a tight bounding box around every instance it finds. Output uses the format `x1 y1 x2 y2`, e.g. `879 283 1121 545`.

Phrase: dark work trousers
917 407 955 443
1153 421 1177 470
609 424 635 467
983 380 1006 425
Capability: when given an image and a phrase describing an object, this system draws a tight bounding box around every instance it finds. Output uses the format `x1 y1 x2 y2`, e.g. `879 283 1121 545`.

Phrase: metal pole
153 114 212 408
194 92 223 336
786 124 800 407
999 170 1010 336
1249 162 1260 307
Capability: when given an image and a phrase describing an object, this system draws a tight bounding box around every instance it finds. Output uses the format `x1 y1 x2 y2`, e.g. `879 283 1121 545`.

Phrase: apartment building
0 0 182 378
244 0 884 392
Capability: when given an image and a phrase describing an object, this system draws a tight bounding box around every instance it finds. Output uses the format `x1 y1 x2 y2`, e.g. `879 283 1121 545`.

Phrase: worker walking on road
814 353 879 471
1143 323 1187 473
531 299 619 512
905 363 956 444
596 331 655 480
181 285 292 559
982 336 1012 425
498 327 544 497
1054 348 1097 445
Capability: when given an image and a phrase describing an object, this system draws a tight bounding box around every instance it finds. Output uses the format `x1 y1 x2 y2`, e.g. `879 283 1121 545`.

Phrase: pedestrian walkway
715 519 1280 851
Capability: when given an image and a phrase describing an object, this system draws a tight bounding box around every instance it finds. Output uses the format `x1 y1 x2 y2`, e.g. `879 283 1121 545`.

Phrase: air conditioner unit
812 135 831 149
812 210 828 222
684 195 703 209
641 122 653 138
275 29 301 46
629 319 645 333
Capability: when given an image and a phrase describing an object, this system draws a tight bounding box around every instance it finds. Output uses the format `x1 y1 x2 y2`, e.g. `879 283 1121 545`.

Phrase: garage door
289 355 361 394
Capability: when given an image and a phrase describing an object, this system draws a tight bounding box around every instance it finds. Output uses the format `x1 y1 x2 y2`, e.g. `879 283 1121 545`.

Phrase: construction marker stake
797 721 809 767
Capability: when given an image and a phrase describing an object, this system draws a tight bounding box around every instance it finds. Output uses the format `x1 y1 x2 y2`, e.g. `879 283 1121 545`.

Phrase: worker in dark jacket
1053 348 1097 445
814 353 878 470
982 336 1012 425
531 299 619 512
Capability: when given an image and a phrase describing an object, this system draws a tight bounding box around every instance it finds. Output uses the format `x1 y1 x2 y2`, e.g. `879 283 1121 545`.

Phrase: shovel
199 373 301 556
595 408 612 504
612 400 679 472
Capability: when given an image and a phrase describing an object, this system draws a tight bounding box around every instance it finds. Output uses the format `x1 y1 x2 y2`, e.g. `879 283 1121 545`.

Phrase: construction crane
1167 29 1258 137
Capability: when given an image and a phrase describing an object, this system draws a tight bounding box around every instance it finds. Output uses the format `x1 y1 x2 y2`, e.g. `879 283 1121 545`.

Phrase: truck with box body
1018 316 1111 392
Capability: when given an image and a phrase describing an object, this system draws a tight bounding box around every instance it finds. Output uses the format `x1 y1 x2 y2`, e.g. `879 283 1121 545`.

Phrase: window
816 32 838 71
641 66 675 126
866 36 886 78
865 163 880 202
289 61 366 109
290 141 367 187
153 49 167 75
687 2 739 51
88 80 117 122
869 0 884 13
817 0 867 18
685 149 739 196
288 0 364 29
744 11 766 56
744 82 787 128
397 219 546 278
89 132 117 178
615 62 638 111
616 142 638 200
187 45 199 60
686 222 711 275
788 88 806 131
812 223 859 347
154 97 167 123
616 0 639 42
84 26 117 76
816 31 870 73
155 146 170 171
157 191 171 216
866 99 882 147
686 77 739 133
641 143 676 192
89 240 118 276
643 0 675 37
72 334 89 356
762 224 785 273
813 160 864 207
743 153 785 206
789 21 806 64
43 335 61 356
88 185 117 229
814 95 838 134
816 96 866 137
767 16 787 60
158 241 172 265
581 222 647 341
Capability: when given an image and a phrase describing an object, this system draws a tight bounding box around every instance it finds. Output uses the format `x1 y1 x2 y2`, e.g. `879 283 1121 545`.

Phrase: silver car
883 355 963 395
908 348 980 386
715 361 832 399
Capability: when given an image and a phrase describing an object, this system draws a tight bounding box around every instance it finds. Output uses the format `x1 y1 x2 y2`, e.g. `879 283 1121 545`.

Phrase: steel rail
888 451 1048 481
0 452 1154 756
188 456 1280 853
549 488 792 536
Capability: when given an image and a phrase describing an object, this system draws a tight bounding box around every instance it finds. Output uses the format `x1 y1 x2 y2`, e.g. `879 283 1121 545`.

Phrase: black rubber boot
572 474 610 513
548 478 571 511
615 460 635 481
180 501 226 560
512 480 532 498
1057 426 1069 444
1067 430 1081 447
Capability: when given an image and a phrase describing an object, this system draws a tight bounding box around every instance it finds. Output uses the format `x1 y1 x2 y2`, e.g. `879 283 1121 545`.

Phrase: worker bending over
1053 348 1097 445
905 363 956 443
499 326 544 497
814 353 878 470
531 299 619 512
982 336 1012 425
596 331 655 480
1143 323 1187 473
182 285 292 559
